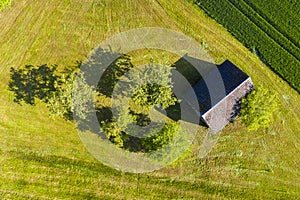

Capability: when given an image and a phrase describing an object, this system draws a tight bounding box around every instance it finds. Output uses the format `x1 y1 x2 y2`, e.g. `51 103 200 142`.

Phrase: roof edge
202 77 254 118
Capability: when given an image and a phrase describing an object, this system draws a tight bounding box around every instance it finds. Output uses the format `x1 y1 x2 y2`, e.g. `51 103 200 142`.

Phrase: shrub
101 121 124 148
142 122 179 152
47 72 96 120
240 86 279 131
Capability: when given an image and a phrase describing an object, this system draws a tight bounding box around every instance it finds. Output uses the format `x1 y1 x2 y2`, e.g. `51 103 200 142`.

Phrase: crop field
0 0 299 199
195 0 300 92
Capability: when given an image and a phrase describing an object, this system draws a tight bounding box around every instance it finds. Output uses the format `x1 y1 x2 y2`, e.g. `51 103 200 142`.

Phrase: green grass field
0 0 299 199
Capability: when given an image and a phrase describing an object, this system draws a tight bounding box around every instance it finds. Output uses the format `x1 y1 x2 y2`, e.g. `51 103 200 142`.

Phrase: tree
240 86 279 131
142 121 179 152
47 72 96 120
100 61 180 150
124 62 178 111
101 121 125 148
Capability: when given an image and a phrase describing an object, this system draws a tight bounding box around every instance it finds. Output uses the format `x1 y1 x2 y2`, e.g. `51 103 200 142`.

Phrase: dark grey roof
176 56 254 133
191 59 250 114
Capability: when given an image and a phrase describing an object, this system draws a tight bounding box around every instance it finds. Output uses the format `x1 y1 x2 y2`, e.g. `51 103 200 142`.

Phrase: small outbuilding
174 56 254 133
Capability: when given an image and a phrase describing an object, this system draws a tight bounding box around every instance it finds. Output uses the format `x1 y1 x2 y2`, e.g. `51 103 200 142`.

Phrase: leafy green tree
240 86 279 131
47 72 96 120
98 59 180 151
101 120 125 148
142 121 179 152
100 106 138 148
126 63 178 111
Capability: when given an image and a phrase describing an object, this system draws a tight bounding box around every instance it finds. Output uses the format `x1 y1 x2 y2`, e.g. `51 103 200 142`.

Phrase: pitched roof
191 59 250 114
176 57 254 133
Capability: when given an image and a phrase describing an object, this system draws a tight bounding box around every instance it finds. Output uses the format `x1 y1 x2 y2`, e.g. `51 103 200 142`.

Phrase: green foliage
142 123 193 166
142 121 179 152
9 65 58 105
100 106 137 149
101 60 179 150
129 111 151 127
97 54 134 97
129 63 178 110
1 0 300 198
195 0 300 92
240 87 279 131
101 121 124 148
132 83 177 109
47 72 95 120
112 54 134 78
0 0 11 10
72 72 96 120
46 74 74 119
9 64 95 120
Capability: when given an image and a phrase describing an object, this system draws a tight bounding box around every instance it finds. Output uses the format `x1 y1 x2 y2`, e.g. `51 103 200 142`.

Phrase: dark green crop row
244 0 300 48
195 0 300 93
228 0 300 61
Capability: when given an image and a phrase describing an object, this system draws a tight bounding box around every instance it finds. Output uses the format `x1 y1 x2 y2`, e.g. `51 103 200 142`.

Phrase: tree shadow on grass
80 47 133 97
8 64 60 105
8 149 120 176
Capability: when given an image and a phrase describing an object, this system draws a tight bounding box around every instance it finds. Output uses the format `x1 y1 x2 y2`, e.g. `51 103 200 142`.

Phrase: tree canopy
47 72 96 120
124 62 178 111
240 86 279 131
101 61 179 150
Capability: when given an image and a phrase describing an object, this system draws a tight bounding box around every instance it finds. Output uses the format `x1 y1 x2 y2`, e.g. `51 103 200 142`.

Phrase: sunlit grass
0 0 299 199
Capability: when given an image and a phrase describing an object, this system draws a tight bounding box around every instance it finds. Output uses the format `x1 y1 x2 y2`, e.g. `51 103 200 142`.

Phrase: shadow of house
163 55 216 126
172 55 254 133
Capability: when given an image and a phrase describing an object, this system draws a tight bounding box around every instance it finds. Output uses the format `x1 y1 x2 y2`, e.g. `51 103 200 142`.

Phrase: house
173 55 254 133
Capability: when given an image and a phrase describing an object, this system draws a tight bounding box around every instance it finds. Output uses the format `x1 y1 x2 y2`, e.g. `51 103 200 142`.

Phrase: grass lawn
0 0 299 199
